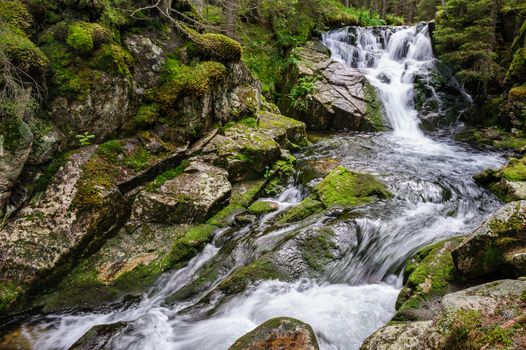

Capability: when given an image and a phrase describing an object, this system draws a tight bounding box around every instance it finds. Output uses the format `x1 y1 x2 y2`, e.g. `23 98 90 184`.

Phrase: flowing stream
15 24 505 350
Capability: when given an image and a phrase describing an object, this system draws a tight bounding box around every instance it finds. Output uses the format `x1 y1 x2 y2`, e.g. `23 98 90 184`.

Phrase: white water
323 25 435 142
9 24 505 350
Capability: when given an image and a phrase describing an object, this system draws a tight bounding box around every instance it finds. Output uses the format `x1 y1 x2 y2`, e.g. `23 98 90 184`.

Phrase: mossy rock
184 26 242 62
229 317 319 350
279 166 391 223
0 0 33 33
509 84 526 102
66 21 111 54
91 43 133 76
248 200 279 215
393 237 463 322
0 28 48 80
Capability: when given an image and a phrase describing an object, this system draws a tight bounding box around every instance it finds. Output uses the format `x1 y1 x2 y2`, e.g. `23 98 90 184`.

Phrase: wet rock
69 322 127 350
394 238 463 322
229 317 319 350
452 201 526 279
298 157 342 185
235 213 258 225
125 34 166 92
131 161 232 224
279 166 391 223
0 147 128 313
282 43 384 131
362 279 526 350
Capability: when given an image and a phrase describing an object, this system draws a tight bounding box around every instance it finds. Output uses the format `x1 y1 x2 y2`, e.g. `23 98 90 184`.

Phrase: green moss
248 201 278 215
66 21 111 54
0 0 32 32
156 61 227 107
216 258 286 296
521 290 526 303
123 148 151 171
0 282 21 313
145 160 190 192
507 49 526 83
509 84 526 101
314 166 391 208
364 82 385 131
0 110 33 151
0 28 48 78
300 228 337 271
393 238 461 321
91 43 133 76
501 157 526 182
167 224 218 266
134 104 160 126
32 152 71 193
73 155 119 210
97 139 123 162
278 196 324 224
184 26 242 62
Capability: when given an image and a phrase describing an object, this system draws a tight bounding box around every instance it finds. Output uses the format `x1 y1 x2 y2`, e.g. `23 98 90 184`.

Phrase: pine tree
434 0 502 98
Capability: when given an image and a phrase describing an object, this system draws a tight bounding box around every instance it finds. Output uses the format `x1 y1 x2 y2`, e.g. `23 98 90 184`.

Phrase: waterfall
322 25 435 140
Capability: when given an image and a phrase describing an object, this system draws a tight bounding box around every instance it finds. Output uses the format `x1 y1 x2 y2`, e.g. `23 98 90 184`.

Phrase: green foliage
75 131 96 146
289 76 316 111
343 7 384 26
434 0 502 97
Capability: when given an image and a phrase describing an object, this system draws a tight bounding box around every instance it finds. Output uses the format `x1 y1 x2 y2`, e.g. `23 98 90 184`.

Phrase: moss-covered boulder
69 322 127 350
201 112 307 182
452 201 526 280
475 156 526 202
281 43 385 131
0 147 128 313
394 238 463 322
229 317 319 350
131 161 232 224
34 222 218 312
362 279 526 350
279 166 391 223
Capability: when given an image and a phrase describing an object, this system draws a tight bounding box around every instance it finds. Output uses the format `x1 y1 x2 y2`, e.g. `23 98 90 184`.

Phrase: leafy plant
289 76 317 111
76 132 96 146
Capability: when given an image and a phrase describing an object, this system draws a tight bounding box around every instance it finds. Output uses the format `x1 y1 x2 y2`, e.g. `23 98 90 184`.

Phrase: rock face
0 147 128 312
362 279 526 350
131 161 232 224
0 115 33 215
229 317 320 350
452 200 526 279
281 43 384 131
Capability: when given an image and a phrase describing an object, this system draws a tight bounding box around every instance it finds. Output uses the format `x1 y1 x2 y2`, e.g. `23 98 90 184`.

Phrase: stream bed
16 24 506 350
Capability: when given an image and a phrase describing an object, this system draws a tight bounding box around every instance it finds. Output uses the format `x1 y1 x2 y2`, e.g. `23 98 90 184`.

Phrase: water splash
323 25 436 142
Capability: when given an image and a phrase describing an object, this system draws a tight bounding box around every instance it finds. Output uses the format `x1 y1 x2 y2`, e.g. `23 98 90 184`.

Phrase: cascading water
323 25 434 140
8 25 505 350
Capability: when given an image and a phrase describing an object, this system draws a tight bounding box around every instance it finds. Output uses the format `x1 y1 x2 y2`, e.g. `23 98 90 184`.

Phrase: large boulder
452 201 526 279
475 157 526 202
229 317 320 350
0 113 33 215
50 71 131 145
281 43 385 131
362 279 526 350
131 161 232 224
0 147 128 313
200 112 307 182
